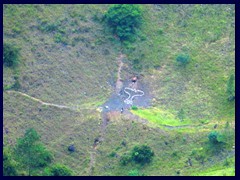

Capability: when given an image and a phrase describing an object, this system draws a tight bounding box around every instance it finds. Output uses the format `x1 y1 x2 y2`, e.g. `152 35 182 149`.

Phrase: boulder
68 145 75 152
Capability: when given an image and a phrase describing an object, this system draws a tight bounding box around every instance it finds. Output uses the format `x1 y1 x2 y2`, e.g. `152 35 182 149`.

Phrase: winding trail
6 90 78 110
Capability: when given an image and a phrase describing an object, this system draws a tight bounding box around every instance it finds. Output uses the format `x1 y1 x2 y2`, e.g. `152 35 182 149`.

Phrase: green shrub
44 164 73 176
105 4 143 41
208 131 226 145
54 33 67 45
3 42 20 68
176 53 190 67
208 131 220 144
39 21 59 33
3 147 18 176
109 151 117 158
128 169 141 176
120 154 131 166
226 74 235 101
131 106 138 110
131 145 154 165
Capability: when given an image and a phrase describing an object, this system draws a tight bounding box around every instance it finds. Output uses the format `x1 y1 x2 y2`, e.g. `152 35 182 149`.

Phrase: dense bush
3 42 20 68
105 4 143 41
14 128 53 175
131 145 154 165
44 164 73 176
131 106 138 110
208 131 225 145
226 74 235 101
176 53 190 67
3 148 18 176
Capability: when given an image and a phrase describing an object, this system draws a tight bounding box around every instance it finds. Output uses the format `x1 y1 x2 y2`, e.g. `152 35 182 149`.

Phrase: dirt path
6 91 74 109
88 53 125 175
5 90 89 111
115 54 125 94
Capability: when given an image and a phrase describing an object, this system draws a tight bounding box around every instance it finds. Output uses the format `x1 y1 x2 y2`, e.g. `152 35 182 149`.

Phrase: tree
226 74 235 101
3 42 20 68
3 147 18 176
105 4 143 41
131 145 154 165
176 53 190 67
44 164 73 176
14 128 53 176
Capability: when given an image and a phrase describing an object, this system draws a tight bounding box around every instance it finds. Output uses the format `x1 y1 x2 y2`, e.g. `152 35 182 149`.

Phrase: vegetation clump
131 145 154 165
120 145 154 166
105 4 143 42
176 53 190 67
3 148 18 176
44 164 73 176
226 74 235 101
131 106 138 110
14 128 53 175
3 42 20 68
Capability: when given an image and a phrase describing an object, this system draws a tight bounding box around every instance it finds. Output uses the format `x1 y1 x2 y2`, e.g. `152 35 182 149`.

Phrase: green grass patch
131 108 193 127
193 167 235 176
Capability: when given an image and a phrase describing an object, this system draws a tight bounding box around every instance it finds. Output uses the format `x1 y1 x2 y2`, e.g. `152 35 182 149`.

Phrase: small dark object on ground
132 76 137 83
121 140 127 146
121 107 123 113
68 145 75 152
214 124 218 129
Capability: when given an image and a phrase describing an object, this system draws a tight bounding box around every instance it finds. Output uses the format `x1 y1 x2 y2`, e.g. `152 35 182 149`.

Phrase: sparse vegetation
177 108 185 121
226 74 235 101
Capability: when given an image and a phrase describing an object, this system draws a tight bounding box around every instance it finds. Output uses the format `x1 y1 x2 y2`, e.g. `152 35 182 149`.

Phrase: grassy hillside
3 4 120 107
3 4 235 176
126 4 235 121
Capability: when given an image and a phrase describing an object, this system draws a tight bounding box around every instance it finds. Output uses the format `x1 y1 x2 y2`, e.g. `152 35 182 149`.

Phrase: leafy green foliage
226 74 235 101
3 147 18 176
44 164 73 176
105 4 143 41
54 33 67 45
128 169 140 176
131 106 138 110
14 128 53 175
208 131 221 144
131 145 154 165
120 154 131 166
3 42 20 68
176 53 190 67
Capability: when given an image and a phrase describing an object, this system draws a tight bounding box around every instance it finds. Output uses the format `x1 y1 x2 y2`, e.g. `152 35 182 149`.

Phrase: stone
68 145 75 152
